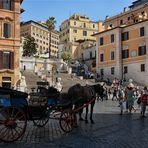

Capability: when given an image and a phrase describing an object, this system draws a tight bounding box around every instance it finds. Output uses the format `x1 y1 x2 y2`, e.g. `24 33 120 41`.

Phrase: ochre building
59 14 101 59
0 0 23 88
94 0 148 85
21 20 59 58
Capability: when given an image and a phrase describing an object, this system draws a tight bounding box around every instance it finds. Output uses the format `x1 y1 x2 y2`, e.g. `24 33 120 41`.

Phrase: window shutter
0 51 3 69
0 0 3 9
10 52 14 69
4 23 7 38
3 23 11 38
8 24 11 38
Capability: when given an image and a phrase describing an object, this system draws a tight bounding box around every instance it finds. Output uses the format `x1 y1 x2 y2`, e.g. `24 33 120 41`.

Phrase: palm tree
45 17 56 58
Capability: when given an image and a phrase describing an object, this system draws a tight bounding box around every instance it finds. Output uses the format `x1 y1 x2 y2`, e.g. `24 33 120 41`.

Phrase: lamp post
123 69 126 82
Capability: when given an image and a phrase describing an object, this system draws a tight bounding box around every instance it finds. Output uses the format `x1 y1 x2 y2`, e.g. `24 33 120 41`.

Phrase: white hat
129 79 133 83
21 76 25 79
128 83 134 88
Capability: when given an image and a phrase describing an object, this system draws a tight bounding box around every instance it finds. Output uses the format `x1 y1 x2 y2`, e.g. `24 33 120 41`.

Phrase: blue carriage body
48 98 57 105
0 87 28 107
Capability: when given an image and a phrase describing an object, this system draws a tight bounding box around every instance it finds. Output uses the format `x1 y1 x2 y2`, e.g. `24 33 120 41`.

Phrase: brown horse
67 83 104 124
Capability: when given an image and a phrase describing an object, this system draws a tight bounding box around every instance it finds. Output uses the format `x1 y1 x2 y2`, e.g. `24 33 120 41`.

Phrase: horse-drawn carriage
0 82 103 143
0 83 76 142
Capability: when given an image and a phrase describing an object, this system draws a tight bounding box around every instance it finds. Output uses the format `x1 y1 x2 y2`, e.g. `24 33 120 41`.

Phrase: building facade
74 39 96 72
94 0 148 85
21 20 59 58
0 0 23 88
59 14 100 59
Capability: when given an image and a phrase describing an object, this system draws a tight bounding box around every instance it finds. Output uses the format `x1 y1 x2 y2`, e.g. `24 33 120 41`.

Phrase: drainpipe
96 36 99 73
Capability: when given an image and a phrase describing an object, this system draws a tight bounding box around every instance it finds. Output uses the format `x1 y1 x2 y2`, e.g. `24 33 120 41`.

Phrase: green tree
45 17 56 58
61 52 72 62
23 35 37 57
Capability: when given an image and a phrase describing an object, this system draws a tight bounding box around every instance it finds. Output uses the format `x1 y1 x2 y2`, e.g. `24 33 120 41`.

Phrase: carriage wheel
33 107 49 127
59 110 76 133
0 107 27 142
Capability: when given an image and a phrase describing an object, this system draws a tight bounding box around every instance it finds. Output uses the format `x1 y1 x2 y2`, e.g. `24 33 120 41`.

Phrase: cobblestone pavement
1 101 148 148
0 73 148 148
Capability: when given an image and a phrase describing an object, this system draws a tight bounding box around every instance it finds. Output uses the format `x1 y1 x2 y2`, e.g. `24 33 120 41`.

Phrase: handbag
137 97 141 104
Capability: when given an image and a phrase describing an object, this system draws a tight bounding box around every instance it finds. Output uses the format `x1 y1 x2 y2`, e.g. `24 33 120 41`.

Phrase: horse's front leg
79 108 84 121
85 105 89 123
90 99 95 124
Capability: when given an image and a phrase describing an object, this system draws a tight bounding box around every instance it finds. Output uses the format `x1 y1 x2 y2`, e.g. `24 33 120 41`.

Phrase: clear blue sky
21 0 134 30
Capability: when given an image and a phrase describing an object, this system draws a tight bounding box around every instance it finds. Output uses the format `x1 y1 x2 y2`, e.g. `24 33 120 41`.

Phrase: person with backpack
125 79 136 113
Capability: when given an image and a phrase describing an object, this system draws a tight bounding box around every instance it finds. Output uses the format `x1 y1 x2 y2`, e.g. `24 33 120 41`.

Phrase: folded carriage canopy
0 87 28 99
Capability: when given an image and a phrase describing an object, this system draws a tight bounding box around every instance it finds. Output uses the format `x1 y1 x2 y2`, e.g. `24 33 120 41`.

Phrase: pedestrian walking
112 77 119 88
140 86 148 117
112 88 118 101
125 79 136 113
108 88 111 99
118 88 126 115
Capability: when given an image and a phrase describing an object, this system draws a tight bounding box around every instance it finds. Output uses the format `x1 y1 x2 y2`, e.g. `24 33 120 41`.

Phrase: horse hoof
85 120 88 124
91 120 94 124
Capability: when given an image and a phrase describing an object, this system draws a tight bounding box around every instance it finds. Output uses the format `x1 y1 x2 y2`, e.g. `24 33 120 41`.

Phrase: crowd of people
98 77 148 118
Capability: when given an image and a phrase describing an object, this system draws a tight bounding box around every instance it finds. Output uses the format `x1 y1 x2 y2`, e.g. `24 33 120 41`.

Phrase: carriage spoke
10 129 16 140
0 126 7 136
0 120 5 125
1 128 9 139
16 114 25 120
14 111 21 119
10 107 15 118
16 125 24 130
13 128 21 137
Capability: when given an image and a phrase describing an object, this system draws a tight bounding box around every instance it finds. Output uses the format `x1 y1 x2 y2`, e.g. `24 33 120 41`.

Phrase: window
73 29 77 33
100 37 104 46
93 24 95 28
0 51 14 69
74 21 76 26
100 69 104 76
141 64 145 72
92 60 96 67
122 32 129 41
138 46 146 56
3 23 11 38
83 23 86 28
140 27 144 37
111 51 115 60
83 31 87 36
111 34 114 43
124 66 128 74
122 49 129 59
109 24 112 28
100 53 104 62
0 0 12 10
111 67 115 75
120 20 123 25
89 51 92 59
128 16 131 20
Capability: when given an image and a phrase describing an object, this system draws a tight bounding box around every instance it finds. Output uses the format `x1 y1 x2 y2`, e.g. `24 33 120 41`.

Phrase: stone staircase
22 70 42 92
